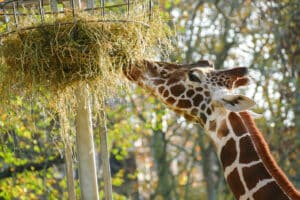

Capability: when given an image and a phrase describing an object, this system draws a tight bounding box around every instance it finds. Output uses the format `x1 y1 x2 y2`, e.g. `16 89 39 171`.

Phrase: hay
0 10 171 109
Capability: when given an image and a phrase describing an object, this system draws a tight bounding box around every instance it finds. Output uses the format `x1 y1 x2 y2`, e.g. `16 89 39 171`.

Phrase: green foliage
0 98 65 199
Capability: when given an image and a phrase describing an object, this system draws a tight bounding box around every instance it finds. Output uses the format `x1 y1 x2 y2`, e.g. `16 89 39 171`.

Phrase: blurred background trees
0 0 299 199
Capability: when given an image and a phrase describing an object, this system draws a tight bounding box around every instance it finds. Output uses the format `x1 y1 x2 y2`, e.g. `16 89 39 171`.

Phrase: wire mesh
0 0 153 35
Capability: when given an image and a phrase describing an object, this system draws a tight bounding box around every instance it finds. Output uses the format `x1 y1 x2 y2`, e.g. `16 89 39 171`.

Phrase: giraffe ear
217 94 256 112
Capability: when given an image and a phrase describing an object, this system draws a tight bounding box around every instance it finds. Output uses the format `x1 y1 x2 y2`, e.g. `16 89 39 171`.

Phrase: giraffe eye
188 72 201 82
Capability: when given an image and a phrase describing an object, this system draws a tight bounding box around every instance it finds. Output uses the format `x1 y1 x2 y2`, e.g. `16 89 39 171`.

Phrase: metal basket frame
0 0 153 35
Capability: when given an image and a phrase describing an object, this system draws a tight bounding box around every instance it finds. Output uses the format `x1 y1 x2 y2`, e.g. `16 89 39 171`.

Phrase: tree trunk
197 127 218 200
151 130 175 200
202 143 217 200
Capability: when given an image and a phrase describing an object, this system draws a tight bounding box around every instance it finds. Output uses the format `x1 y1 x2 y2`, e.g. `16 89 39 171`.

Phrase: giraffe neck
206 111 300 200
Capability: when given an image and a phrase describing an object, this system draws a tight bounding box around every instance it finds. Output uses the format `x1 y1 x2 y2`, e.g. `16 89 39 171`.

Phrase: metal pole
100 0 105 16
85 0 112 198
149 0 152 20
65 142 76 200
75 84 99 200
3 9 9 31
70 0 76 19
126 0 130 16
38 0 45 23
50 0 58 13
87 0 94 13
59 110 76 200
12 2 18 27
99 106 113 200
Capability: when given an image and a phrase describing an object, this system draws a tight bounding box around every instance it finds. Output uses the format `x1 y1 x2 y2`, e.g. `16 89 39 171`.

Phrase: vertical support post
65 142 76 200
100 0 105 16
38 0 45 23
126 0 130 16
3 9 9 31
148 0 153 20
12 2 18 27
59 109 76 200
71 0 82 10
87 0 94 13
75 84 99 200
50 0 58 13
99 106 113 200
70 0 76 19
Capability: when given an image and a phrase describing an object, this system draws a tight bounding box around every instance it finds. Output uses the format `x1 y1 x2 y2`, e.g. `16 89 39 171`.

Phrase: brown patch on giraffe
186 89 195 97
229 112 247 136
158 86 164 94
204 91 210 97
242 162 272 190
160 70 168 77
200 103 206 110
153 79 165 85
217 119 229 138
166 97 176 105
239 112 300 199
214 67 248 82
170 85 185 97
200 113 207 124
253 181 289 200
239 136 259 164
226 168 245 199
167 77 180 85
191 108 198 115
196 87 203 92
124 66 142 81
193 94 203 106
196 118 204 127
177 100 192 108
163 90 169 98
209 120 216 132
184 113 195 122
220 138 237 169
206 107 212 115
234 77 249 88
206 98 211 104
145 61 160 76
211 105 215 112
173 109 182 115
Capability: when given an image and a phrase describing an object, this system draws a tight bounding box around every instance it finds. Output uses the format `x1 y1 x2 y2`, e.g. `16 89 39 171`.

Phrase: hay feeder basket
0 0 155 199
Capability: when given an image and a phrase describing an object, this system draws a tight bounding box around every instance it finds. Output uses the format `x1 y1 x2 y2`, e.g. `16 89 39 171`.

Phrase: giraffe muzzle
215 67 248 77
214 67 250 89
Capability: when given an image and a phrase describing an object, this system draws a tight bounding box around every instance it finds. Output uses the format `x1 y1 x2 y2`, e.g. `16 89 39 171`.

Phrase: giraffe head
124 60 255 127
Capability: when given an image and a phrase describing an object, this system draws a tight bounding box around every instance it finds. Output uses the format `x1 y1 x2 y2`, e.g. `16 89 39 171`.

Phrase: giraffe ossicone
123 59 300 200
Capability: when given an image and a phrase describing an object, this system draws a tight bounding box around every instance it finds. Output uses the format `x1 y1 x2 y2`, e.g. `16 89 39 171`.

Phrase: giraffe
123 59 300 200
